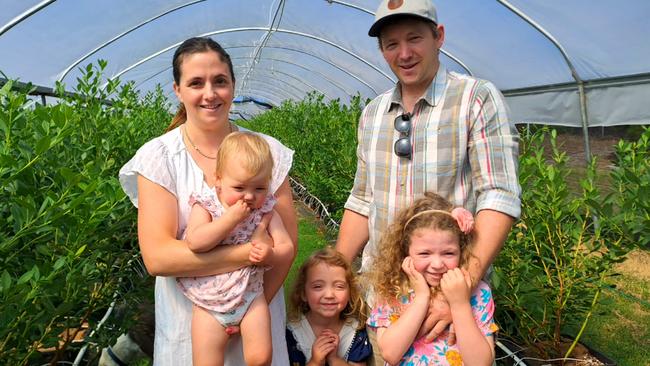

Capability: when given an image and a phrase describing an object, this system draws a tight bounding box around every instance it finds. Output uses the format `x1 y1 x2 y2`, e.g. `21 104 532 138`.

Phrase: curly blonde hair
366 192 474 302
288 247 367 329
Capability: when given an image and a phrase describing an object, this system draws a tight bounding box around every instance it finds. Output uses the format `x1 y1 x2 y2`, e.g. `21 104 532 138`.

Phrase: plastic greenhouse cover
1 0 649 127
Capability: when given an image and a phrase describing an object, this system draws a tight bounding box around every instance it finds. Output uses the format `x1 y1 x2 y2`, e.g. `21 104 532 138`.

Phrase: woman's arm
262 209 295 302
137 175 251 277
273 177 298 248
259 176 297 302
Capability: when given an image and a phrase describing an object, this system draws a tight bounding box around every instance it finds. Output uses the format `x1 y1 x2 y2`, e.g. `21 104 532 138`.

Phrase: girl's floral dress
368 281 498 366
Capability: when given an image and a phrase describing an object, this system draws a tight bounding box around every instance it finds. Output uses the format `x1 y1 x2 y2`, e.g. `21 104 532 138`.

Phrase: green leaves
0 61 167 363
493 127 635 359
609 126 650 247
240 92 365 222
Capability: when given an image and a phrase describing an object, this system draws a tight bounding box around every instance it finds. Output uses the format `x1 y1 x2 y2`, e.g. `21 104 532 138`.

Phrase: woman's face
173 51 234 128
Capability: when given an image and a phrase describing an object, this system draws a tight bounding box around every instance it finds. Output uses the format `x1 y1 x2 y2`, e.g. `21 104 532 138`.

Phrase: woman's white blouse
119 126 294 366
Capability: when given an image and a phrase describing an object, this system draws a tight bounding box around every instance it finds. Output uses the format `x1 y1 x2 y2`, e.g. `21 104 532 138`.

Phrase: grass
572 249 650 365
284 204 334 299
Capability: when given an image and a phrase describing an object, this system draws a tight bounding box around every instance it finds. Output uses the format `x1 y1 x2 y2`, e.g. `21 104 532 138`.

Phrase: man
336 0 521 352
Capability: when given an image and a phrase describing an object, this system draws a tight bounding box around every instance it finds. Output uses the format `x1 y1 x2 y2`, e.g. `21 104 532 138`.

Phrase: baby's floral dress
368 281 498 366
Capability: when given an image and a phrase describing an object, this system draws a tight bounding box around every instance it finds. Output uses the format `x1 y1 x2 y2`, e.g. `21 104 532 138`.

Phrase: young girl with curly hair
366 192 498 366
287 247 373 365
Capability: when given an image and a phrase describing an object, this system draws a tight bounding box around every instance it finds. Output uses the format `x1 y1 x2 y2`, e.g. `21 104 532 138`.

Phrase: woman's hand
440 268 472 306
401 256 430 298
251 212 273 247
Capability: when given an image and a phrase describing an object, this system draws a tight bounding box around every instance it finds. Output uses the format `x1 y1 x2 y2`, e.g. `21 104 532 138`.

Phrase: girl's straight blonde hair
216 131 273 180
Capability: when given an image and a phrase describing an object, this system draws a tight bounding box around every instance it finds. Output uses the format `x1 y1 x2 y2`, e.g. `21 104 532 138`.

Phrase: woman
119 37 297 365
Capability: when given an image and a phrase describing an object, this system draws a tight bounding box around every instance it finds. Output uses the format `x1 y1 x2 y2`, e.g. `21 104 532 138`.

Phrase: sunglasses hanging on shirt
394 113 412 159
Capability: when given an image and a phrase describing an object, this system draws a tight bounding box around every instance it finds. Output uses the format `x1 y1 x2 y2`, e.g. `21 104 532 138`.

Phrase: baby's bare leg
192 304 229 366
240 294 272 366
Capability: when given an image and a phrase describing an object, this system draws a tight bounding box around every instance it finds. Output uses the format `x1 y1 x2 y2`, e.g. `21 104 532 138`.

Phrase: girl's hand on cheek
440 268 472 306
402 257 430 298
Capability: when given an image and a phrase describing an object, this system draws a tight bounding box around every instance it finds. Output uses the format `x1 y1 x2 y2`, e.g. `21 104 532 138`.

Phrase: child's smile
303 263 350 319
408 228 461 287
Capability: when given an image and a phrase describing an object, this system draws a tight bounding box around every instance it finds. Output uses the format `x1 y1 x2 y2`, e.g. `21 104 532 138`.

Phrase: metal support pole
577 82 591 163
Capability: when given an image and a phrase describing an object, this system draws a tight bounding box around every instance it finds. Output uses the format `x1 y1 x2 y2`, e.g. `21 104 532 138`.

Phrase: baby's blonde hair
366 192 474 302
216 131 273 180
288 247 367 329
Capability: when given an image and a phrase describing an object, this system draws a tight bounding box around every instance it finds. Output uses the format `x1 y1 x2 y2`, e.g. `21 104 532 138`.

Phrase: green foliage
240 92 364 221
609 126 650 247
492 128 634 359
0 62 169 364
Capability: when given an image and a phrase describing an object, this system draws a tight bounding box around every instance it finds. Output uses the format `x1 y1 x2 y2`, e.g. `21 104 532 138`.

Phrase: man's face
379 19 444 97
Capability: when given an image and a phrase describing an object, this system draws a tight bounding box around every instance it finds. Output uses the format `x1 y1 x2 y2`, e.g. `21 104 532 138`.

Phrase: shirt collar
387 64 448 113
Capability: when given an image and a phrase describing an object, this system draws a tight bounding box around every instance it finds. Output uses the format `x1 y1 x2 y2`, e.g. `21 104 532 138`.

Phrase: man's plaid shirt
344 66 521 272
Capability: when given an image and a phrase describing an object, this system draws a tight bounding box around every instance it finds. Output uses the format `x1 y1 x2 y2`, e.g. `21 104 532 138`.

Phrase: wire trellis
289 177 340 236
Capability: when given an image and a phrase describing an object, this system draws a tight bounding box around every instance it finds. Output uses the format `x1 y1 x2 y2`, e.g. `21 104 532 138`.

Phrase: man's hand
417 294 455 344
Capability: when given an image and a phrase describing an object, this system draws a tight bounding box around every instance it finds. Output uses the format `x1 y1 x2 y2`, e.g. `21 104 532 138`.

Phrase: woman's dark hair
166 37 235 131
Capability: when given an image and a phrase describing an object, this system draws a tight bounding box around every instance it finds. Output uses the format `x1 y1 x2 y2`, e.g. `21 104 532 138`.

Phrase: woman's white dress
119 126 294 366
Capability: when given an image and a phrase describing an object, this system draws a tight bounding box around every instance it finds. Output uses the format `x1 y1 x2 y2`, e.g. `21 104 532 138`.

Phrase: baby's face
216 158 270 209
408 228 461 287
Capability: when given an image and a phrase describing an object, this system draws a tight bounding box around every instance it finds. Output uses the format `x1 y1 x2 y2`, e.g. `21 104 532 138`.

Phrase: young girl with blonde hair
366 192 498 366
287 247 373 366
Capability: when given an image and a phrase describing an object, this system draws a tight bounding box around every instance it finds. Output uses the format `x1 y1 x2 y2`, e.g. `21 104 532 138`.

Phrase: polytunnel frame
231 56 353 96
327 0 474 76
5 0 466 109
132 45 379 96
4 1 638 161
105 27 396 88
496 0 592 161
56 0 209 83
233 65 317 97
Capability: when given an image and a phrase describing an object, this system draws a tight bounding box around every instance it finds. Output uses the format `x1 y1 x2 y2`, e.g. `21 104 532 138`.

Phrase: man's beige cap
368 0 438 37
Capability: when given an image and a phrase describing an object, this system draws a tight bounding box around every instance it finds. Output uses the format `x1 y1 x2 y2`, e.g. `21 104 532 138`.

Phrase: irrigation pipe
495 340 527 365
71 297 117 366
71 254 145 366
605 286 650 308
289 177 340 232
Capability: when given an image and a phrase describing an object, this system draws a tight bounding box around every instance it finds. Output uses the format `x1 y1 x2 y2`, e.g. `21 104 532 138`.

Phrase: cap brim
368 14 436 37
